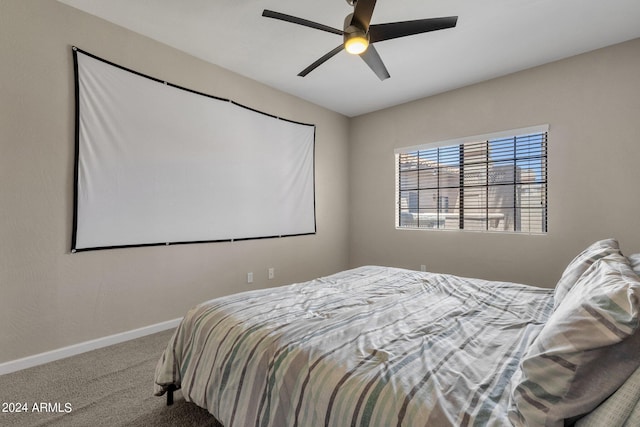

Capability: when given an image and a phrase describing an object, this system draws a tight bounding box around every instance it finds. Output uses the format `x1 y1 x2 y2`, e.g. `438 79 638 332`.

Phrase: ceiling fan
262 0 458 80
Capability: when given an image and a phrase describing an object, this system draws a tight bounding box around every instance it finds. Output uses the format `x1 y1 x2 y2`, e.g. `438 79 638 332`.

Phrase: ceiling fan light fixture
344 31 369 55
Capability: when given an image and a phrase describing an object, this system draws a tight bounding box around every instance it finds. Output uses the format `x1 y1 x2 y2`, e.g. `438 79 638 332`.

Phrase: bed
154 239 640 427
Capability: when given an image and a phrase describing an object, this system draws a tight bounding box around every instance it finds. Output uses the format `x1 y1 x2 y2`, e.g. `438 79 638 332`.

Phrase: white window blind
395 126 548 233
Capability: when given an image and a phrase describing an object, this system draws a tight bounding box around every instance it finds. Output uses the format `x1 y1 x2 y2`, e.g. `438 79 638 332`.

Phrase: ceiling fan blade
369 16 458 43
262 10 343 36
359 45 390 81
298 45 344 77
351 0 377 29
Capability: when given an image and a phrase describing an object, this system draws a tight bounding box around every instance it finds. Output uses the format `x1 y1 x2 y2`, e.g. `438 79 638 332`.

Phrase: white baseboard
0 317 182 376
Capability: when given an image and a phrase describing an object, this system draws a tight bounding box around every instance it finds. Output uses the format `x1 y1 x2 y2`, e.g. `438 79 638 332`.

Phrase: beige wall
0 1 350 363
348 37 640 287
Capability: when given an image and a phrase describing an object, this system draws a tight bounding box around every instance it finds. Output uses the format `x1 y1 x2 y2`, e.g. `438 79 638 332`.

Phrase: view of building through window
396 129 547 233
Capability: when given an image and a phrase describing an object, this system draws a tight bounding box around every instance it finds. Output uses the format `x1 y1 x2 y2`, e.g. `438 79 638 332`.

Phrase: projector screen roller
72 48 315 251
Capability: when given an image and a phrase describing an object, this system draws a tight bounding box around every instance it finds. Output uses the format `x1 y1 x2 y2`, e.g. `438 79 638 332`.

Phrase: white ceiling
59 0 640 117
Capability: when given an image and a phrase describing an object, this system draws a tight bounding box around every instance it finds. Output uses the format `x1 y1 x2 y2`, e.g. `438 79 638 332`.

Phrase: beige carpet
0 329 222 426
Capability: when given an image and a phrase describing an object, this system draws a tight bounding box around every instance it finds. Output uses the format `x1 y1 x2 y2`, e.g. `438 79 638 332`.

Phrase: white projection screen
71 48 315 251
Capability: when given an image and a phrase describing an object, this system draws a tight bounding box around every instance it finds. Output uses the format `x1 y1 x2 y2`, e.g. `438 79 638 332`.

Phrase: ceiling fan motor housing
343 13 369 54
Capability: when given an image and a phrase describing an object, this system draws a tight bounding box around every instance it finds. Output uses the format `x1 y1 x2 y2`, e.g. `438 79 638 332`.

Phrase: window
395 125 548 233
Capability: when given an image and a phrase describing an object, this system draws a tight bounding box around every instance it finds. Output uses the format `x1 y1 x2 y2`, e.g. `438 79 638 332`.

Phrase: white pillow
629 253 640 275
553 238 620 310
510 252 640 427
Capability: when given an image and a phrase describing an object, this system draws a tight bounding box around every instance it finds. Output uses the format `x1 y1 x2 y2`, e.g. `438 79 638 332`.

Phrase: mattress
154 265 554 426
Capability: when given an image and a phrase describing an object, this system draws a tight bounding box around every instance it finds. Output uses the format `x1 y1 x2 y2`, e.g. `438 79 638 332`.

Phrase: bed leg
166 384 176 406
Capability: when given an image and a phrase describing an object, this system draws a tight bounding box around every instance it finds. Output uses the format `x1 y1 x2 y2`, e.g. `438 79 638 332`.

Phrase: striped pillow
553 239 620 310
510 252 640 427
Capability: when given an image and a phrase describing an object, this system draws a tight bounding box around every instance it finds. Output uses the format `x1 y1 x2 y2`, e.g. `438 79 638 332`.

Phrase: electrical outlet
247 272 253 283
268 268 274 279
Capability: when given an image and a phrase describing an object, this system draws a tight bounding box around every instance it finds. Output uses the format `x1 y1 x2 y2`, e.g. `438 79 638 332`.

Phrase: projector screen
71 48 315 251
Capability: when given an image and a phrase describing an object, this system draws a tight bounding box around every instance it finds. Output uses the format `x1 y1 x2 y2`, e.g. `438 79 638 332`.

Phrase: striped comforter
154 266 554 426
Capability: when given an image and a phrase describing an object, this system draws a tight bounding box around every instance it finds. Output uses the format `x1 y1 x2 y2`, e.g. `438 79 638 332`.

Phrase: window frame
394 125 548 234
